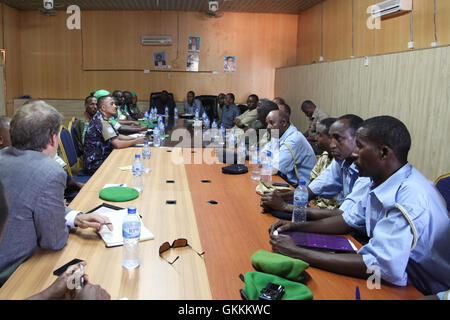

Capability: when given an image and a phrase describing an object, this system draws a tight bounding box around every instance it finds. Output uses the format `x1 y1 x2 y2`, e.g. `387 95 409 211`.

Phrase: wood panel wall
275 46 450 181
297 0 450 65
2 9 298 115
1 4 22 116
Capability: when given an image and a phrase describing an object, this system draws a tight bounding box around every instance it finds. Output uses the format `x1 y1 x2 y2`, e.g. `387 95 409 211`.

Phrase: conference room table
0 119 423 300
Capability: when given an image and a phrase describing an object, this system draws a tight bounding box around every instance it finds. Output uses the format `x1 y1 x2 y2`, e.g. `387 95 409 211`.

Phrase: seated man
278 103 291 117
220 93 240 129
269 116 450 296
0 182 110 300
72 95 98 154
112 90 132 121
232 94 259 132
261 117 339 213
0 116 11 150
183 91 203 115
0 100 112 286
155 90 177 116
264 110 317 185
123 91 143 120
301 100 329 153
83 95 146 174
262 115 367 220
216 93 226 120
95 90 146 135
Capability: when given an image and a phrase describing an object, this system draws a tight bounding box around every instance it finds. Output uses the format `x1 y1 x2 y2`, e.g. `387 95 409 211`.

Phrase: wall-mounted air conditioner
141 35 172 46
370 0 412 18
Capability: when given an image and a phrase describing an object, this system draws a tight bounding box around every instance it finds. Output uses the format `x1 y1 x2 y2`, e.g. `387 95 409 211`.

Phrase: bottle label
123 221 141 239
133 164 143 174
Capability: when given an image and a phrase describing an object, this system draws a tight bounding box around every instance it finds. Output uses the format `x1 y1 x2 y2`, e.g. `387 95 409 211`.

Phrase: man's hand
27 261 87 300
233 118 242 127
74 283 111 300
261 191 290 212
75 213 113 232
270 233 299 257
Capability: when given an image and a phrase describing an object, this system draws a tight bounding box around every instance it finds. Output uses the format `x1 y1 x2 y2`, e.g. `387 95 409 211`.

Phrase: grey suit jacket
0 147 69 286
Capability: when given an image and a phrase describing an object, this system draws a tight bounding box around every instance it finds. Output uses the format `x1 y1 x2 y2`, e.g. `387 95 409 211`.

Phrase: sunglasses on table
159 238 205 265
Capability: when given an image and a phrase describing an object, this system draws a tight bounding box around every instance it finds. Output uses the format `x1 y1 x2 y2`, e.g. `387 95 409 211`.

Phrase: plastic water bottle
132 155 144 192
292 180 308 223
159 118 165 140
237 140 246 165
211 119 218 143
174 106 178 118
261 150 272 184
164 106 169 117
153 126 161 148
144 110 148 120
195 107 200 120
142 141 151 173
122 206 141 269
219 124 226 146
227 129 236 149
250 146 261 181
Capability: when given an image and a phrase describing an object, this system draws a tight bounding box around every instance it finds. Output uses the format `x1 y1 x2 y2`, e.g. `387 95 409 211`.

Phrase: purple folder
281 231 356 253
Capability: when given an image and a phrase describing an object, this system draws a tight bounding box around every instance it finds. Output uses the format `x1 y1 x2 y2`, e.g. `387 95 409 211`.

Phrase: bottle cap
128 206 137 214
135 154 141 158
298 180 306 186
144 141 148 145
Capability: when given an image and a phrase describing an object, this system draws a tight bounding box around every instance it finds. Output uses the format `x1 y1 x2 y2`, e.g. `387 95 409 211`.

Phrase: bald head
266 109 290 138
0 116 11 149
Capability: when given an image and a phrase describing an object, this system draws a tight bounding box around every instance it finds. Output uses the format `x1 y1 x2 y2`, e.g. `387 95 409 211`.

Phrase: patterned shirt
309 152 340 209
83 112 119 174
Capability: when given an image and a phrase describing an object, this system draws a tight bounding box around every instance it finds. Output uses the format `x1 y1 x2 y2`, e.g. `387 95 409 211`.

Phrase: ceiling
2 0 322 14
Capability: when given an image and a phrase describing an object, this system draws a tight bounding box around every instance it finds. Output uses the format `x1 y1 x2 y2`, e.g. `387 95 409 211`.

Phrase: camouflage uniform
83 112 119 174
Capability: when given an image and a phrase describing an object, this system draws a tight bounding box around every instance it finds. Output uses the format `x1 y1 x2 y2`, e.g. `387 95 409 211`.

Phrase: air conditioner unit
141 35 172 46
370 0 412 18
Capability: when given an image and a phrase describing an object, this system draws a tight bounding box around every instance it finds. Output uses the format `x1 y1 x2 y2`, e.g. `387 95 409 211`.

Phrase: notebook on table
89 203 154 248
280 231 357 253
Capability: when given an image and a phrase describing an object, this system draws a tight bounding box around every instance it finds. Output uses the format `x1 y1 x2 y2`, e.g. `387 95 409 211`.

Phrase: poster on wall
188 36 200 53
224 56 236 72
154 52 167 69
186 55 199 72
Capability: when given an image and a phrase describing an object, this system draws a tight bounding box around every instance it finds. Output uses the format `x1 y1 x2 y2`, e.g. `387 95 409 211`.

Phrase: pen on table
355 286 360 300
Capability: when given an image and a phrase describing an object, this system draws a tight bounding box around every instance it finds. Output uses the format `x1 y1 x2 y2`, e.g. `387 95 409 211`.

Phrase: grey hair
10 100 62 151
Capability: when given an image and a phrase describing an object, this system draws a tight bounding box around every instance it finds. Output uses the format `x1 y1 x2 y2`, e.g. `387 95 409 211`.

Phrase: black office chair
149 92 175 107
237 104 248 115
196 95 218 120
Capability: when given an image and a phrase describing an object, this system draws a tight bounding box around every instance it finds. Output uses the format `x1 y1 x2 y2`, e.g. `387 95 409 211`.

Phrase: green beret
93 89 111 99
251 249 309 282
241 272 313 300
99 186 139 202
131 91 137 97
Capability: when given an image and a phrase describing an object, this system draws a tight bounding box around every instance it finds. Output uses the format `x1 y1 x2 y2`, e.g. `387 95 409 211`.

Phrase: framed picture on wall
186 55 199 72
154 52 167 69
224 56 236 72
188 36 200 53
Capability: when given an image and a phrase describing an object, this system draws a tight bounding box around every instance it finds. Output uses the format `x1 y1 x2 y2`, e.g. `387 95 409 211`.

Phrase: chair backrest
237 104 248 115
68 118 82 158
197 95 218 120
435 173 450 212
150 92 175 107
58 126 78 176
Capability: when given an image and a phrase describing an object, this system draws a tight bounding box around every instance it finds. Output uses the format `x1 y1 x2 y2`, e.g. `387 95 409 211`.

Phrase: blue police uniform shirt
265 124 317 185
184 99 203 115
83 112 119 174
309 158 365 203
340 164 450 295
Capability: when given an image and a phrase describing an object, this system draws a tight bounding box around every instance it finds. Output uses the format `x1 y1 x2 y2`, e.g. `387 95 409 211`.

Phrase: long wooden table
0 147 422 300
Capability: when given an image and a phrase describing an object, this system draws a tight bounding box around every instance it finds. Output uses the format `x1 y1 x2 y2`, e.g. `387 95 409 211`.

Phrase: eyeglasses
159 238 205 265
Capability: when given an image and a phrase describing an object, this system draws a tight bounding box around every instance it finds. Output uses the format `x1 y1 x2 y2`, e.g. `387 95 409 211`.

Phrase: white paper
96 207 154 247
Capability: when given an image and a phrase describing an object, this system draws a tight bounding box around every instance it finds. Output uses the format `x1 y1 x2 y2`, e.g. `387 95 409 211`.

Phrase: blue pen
355 286 360 300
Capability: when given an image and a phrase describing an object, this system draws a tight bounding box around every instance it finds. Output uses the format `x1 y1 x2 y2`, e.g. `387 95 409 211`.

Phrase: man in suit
0 100 112 286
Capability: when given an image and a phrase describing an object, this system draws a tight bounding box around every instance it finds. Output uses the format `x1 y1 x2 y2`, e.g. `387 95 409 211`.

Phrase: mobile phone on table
53 258 84 276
